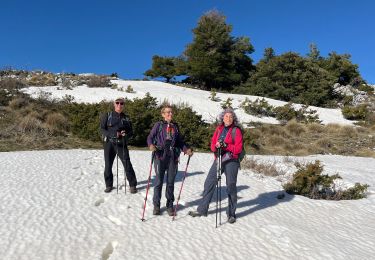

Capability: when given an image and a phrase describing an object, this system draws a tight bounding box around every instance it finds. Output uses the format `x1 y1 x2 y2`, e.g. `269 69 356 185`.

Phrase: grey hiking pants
197 159 239 218
153 156 178 209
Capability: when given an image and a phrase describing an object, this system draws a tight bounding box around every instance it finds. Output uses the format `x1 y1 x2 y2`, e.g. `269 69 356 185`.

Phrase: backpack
231 126 246 162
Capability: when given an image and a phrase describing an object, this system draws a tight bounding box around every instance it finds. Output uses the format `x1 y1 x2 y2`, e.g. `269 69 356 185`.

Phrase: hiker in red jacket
189 108 243 224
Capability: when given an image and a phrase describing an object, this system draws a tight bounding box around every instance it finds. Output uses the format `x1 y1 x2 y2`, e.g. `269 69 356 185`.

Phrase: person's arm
124 117 133 139
224 128 243 156
210 127 220 152
147 123 159 146
99 113 110 138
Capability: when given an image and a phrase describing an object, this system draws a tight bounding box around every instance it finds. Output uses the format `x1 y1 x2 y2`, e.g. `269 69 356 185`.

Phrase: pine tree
184 10 254 90
144 55 178 82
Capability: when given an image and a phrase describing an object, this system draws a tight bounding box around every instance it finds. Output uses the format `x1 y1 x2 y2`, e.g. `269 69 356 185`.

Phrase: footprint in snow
101 240 118 260
94 198 105 207
107 215 123 225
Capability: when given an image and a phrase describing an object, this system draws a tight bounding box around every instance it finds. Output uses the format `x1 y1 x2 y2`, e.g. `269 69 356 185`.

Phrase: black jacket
100 111 133 143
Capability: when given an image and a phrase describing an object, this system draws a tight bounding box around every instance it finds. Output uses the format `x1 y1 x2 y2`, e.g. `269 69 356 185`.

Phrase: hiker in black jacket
100 97 137 193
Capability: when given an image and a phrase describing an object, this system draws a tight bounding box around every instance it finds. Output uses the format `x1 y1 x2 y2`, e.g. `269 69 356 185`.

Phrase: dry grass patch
286 120 306 136
307 123 324 133
8 97 28 110
339 125 358 137
268 135 285 146
241 157 286 177
45 112 69 134
17 114 46 134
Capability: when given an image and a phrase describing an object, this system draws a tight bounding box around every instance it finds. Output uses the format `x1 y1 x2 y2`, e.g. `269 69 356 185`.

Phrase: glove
185 148 193 156
219 141 227 148
149 144 157 152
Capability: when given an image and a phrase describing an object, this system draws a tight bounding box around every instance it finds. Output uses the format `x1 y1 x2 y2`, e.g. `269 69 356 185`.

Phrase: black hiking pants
103 140 137 188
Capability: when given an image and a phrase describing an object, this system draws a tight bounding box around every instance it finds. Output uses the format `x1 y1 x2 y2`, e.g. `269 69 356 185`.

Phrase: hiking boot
228 216 236 224
167 207 175 217
153 206 161 215
104 187 113 193
188 211 202 217
130 186 137 194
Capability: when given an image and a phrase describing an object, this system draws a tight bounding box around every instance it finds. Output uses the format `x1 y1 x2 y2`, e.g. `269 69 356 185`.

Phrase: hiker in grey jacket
100 97 137 194
189 108 243 224
147 104 193 216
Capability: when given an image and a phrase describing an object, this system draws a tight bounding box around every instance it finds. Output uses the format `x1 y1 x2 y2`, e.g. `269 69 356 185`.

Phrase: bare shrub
86 75 112 88
8 97 28 110
17 114 46 134
28 74 57 86
45 113 69 134
241 157 285 177
0 77 26 90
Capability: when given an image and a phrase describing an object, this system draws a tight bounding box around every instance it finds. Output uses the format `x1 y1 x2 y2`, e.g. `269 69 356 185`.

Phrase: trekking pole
215 147 222 228
116 139 119 194
122 140 127 194
141 151 155 221
172 155 191 221
219 148 222 226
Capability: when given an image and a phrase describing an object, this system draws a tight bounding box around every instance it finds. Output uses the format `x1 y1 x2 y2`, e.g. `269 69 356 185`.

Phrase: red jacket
211 124 243 159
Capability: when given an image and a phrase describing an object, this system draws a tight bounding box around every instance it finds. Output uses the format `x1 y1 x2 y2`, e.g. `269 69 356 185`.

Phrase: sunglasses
115 102 124 105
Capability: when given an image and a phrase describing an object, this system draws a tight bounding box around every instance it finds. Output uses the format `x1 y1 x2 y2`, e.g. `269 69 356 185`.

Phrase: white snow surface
1 150 374 260
21 80 354 126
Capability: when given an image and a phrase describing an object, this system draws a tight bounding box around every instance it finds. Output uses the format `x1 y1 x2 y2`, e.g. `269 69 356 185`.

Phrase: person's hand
149 144 157 151
116 130 126 138
186 148 193 156
220 141 227 148
215 141 227 148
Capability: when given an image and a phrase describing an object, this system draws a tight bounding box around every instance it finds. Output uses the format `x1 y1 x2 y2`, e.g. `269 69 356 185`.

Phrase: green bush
171 104 211 150
273 103 320 123
210 88 218 101
357 84 374 95
123 93 160 146
63 93 211 149
126 85 135 93
342 105 369 120
65 102 108 142
240 98 275 117
220 97 233 109
283 160 369 200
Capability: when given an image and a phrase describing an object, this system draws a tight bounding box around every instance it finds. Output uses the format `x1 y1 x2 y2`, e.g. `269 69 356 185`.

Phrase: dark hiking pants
153 156 178 209
197 159 239 218
103 141 137 188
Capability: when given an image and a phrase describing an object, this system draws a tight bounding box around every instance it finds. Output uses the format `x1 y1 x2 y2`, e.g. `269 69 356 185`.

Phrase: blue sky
1 0 374 83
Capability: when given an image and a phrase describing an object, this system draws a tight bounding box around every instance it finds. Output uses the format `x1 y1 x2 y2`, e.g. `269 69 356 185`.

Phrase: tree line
144 10 362 107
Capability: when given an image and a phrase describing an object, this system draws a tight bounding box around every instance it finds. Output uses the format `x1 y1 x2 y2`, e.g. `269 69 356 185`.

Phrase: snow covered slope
1 150 374 259
21 80 354 126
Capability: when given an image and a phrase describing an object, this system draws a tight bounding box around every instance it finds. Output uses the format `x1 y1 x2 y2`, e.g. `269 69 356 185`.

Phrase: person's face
114 100 124 112
223 112 234 126
162 108 173 122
